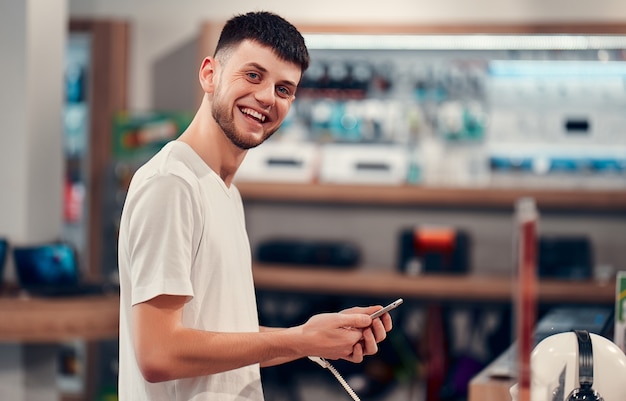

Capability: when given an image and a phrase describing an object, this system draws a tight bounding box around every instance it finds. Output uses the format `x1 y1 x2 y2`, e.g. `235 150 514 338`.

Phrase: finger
340 313 372 329
373 311 393 331
342 305 390 316
345 305 394 331
349 341 364 363
361 327 379 356
370 318 388 343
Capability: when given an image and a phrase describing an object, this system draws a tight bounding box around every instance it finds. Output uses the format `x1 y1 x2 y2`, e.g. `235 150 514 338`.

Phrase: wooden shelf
237 182 626 211
0 293 119 343
252 264 615 304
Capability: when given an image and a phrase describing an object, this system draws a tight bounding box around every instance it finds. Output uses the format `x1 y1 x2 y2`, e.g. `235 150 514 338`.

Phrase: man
118 11 393 401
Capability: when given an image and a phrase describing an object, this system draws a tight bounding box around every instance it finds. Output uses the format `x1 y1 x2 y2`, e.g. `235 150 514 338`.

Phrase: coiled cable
308 356 361 401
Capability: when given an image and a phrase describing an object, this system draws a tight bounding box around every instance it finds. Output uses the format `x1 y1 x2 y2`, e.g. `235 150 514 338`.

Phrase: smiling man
117 11 394 401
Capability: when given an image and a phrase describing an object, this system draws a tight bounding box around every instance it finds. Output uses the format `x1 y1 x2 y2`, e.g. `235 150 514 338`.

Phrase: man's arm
257 326 299 368
258 307 392 368
132 294 377 382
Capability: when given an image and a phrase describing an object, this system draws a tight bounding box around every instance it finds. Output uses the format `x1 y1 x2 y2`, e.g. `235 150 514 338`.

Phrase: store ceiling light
303 33 626 50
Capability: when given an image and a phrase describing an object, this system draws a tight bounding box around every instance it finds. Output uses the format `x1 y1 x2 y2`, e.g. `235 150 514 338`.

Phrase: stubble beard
212 100 278 150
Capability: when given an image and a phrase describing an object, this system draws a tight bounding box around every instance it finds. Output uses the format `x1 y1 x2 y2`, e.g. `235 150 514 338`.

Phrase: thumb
341 313 372 328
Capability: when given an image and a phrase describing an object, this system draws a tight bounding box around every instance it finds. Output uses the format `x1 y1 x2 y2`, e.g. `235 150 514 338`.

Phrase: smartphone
370 298 403 319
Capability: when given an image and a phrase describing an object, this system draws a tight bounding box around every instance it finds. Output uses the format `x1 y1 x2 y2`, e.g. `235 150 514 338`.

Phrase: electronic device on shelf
13 242 110 297
398 226 470 275
487 306 614 380
538 235 592 280
318 143 409 185
256 238 360 269
235 141 319 183
0 238 7 287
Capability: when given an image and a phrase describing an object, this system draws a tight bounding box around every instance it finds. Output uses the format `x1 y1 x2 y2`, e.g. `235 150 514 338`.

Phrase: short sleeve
125 173 199 305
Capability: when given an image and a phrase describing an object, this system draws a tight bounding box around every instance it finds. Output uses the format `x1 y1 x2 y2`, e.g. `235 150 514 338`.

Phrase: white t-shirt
117 141 263 401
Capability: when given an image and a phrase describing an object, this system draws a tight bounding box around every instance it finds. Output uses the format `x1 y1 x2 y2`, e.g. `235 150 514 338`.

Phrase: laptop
13 242 109 297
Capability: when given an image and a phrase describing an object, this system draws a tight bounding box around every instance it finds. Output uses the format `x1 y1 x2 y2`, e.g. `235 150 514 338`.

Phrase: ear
199 57 218 93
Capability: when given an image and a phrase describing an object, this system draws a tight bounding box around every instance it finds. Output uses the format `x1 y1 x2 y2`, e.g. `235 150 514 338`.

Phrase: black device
256 239 360 268
539 235 592 280
398 227 470 274
13 242 107 297
565 330 603 401
0 238 7 286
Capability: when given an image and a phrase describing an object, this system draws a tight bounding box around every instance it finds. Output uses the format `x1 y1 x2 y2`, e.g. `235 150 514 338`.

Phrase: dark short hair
214 11 310 73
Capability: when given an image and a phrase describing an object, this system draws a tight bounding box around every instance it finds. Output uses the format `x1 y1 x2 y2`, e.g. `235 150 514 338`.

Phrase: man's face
211 40 302 150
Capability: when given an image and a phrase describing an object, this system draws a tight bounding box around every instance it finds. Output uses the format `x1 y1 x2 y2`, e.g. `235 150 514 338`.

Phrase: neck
178 96 246 187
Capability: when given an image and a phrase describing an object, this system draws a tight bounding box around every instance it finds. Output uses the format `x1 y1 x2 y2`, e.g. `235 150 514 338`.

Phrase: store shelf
0 293 119 343
237 182 626 211
252 264 615 304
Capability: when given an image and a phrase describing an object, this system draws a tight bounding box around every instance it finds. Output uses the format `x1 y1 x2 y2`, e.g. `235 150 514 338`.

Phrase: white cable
326 361 361 401
308 356 361 401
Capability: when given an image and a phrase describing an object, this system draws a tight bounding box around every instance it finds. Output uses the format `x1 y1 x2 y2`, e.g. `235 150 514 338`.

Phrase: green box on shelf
113 111 193 160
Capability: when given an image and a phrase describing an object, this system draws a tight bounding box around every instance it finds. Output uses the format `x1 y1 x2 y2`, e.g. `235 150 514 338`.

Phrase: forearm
133 297 379 382
137 325 305 382
258 326 302 367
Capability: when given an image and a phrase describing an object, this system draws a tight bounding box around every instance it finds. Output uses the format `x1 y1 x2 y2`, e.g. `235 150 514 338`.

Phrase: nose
254 82 275 109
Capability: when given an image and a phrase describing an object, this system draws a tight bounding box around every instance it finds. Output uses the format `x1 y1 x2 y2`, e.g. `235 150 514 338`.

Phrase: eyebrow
244 62 298 89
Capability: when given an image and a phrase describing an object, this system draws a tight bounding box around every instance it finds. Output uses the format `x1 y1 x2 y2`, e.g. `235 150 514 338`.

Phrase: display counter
469 346 516 401
468 305 615 401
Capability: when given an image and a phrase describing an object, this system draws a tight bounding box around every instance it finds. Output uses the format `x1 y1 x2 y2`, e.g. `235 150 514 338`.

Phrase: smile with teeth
240 107 266 123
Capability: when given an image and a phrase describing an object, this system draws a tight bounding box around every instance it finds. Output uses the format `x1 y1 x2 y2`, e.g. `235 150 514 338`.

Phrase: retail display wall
96 24 626 401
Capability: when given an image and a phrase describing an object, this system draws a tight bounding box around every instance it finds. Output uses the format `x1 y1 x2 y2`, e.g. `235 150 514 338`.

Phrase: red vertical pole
515 197 538 401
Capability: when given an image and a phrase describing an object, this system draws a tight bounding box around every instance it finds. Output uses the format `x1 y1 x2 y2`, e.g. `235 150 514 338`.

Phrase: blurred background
1 0 625 400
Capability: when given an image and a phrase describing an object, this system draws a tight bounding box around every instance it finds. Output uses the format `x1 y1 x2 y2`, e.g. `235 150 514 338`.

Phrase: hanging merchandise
63 157 85 224
63 179 85 224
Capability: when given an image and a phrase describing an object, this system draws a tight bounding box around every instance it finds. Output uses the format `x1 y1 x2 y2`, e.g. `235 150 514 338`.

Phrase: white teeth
241 107 265 122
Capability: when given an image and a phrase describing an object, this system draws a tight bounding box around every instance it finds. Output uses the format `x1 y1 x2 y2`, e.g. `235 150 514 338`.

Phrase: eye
276 86 293 99
246 72 261 81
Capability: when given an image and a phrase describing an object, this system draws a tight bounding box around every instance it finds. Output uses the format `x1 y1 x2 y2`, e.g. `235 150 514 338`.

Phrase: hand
340 305 393 361
300 312 371 361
